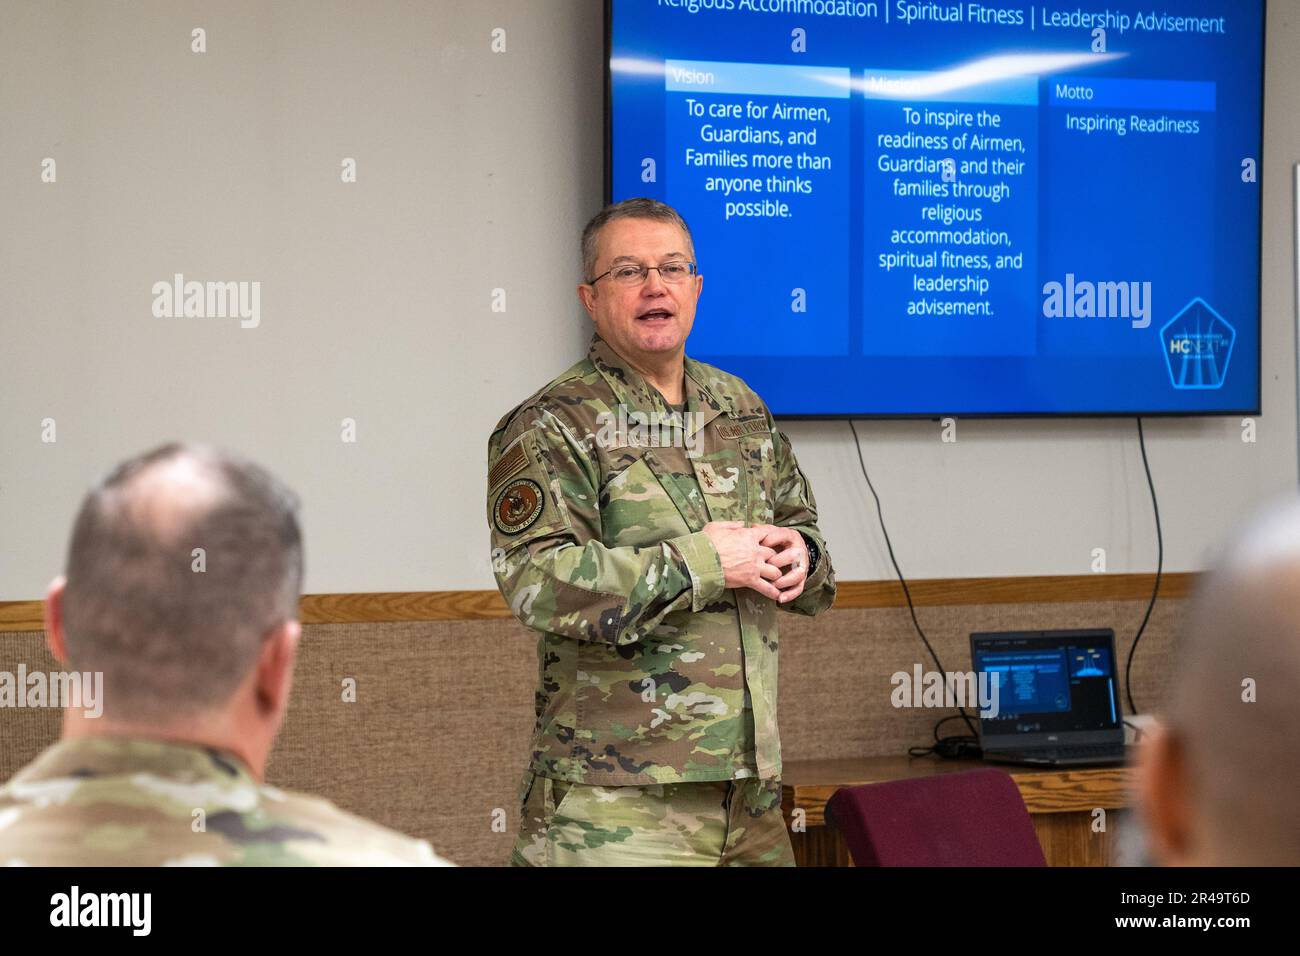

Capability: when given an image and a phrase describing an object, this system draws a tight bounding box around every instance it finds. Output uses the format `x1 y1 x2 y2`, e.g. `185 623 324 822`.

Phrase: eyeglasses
586 260 698 287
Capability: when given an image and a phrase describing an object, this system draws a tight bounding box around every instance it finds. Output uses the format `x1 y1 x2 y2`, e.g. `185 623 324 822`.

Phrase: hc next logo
1160 298 1235 390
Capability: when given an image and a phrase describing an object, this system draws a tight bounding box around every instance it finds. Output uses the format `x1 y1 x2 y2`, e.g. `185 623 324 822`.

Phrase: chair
825 768 1047 866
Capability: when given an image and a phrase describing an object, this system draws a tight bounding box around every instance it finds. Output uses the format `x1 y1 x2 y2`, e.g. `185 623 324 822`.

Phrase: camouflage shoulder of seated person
0 737 453 866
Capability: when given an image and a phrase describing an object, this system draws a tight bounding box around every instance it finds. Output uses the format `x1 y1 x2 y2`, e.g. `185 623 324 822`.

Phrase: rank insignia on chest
494 478 545 535
697 462 740 493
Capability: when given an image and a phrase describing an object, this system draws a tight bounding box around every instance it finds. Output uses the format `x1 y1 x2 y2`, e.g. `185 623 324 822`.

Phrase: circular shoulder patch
494 478 545 535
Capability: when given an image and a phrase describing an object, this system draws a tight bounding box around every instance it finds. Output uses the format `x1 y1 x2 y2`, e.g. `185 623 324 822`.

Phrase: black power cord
850 417 1164 756
1125 417 1163 718
848 420 981 759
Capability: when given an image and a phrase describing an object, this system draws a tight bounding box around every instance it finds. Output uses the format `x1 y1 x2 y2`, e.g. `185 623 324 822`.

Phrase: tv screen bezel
602 0 1267 420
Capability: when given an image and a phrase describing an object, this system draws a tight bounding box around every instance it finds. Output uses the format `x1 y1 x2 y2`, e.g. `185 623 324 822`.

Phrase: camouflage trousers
509 771 795 867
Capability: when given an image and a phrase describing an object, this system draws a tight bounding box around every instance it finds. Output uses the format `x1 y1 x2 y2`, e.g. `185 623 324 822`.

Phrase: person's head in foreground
0 442 449 865
51 442 305 764
1138 496 1300 866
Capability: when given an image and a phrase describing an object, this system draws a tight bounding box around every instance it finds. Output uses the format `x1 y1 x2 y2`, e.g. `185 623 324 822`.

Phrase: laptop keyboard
988 743 1126 764
1054 743 1125 759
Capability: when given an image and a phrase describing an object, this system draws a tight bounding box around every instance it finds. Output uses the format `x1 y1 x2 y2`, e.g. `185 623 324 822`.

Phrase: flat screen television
606 0 1265 417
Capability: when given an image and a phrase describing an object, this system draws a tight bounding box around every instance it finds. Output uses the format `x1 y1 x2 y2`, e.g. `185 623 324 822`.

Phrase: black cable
848 420 981 758
1125 417 1163 718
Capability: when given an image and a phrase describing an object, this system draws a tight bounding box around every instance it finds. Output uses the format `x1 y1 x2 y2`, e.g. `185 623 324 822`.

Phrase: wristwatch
797 531 820 577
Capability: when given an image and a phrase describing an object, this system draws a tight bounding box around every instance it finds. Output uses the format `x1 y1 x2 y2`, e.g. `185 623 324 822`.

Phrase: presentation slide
609 0 1263 415
974 643 1118 725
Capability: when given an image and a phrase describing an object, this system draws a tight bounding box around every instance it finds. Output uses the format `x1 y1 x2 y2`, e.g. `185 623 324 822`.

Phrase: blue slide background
609 0 1263 415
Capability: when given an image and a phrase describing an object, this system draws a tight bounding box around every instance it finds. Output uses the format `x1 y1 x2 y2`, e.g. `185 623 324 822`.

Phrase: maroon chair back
825 768 1047 866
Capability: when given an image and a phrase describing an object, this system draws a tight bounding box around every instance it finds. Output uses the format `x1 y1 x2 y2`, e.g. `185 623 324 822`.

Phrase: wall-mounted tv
607 0 1265 416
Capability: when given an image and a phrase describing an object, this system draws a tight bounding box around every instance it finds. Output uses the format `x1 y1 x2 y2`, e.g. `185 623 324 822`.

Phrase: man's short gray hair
61 443 303 722
581 197 696 281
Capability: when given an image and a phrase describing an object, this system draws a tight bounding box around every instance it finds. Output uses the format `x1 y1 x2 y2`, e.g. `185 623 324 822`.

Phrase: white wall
1 0 1295 599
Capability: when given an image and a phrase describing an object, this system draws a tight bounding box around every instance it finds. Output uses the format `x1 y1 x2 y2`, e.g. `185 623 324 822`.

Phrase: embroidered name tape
716 418 770 440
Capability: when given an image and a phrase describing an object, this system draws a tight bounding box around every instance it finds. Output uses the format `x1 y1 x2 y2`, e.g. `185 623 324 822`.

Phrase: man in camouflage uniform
487 198 836 866
0 443 450 866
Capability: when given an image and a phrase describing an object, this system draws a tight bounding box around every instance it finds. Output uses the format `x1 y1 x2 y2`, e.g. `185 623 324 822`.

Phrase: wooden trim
781 758 1134 827
0 572 1194 632
297 590 513 625
832 572 1192 609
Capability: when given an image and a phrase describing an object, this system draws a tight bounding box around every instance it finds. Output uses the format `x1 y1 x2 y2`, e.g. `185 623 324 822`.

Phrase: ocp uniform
486 335 835 865
0 737 451 866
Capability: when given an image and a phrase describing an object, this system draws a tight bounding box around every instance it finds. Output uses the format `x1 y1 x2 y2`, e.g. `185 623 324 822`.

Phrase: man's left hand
756 526 808 604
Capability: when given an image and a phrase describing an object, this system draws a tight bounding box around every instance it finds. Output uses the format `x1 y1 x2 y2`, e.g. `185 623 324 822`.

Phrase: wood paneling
833 573 1189 609
0 572 1194 632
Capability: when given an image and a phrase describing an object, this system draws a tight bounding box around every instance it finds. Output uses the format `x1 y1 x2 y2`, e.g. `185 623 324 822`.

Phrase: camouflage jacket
0 737 453 866
486 334 836 786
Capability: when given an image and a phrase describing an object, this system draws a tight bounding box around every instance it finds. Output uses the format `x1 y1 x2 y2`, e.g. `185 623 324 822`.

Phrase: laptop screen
970 630 1122 736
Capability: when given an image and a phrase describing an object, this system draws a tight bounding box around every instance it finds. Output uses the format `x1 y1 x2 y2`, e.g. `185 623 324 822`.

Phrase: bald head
60 443 303 723
1148 497 1300 865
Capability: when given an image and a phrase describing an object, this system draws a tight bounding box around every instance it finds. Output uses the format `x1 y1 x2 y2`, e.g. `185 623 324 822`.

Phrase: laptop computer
969 629 1128 767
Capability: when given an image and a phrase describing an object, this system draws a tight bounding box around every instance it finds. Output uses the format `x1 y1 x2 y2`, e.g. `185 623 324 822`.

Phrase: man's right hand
701 521 783 601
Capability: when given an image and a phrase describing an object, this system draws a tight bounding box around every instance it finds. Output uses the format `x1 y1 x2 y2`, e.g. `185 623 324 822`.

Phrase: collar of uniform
588 334 728 432
682 355 731 429
9 736 257 786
